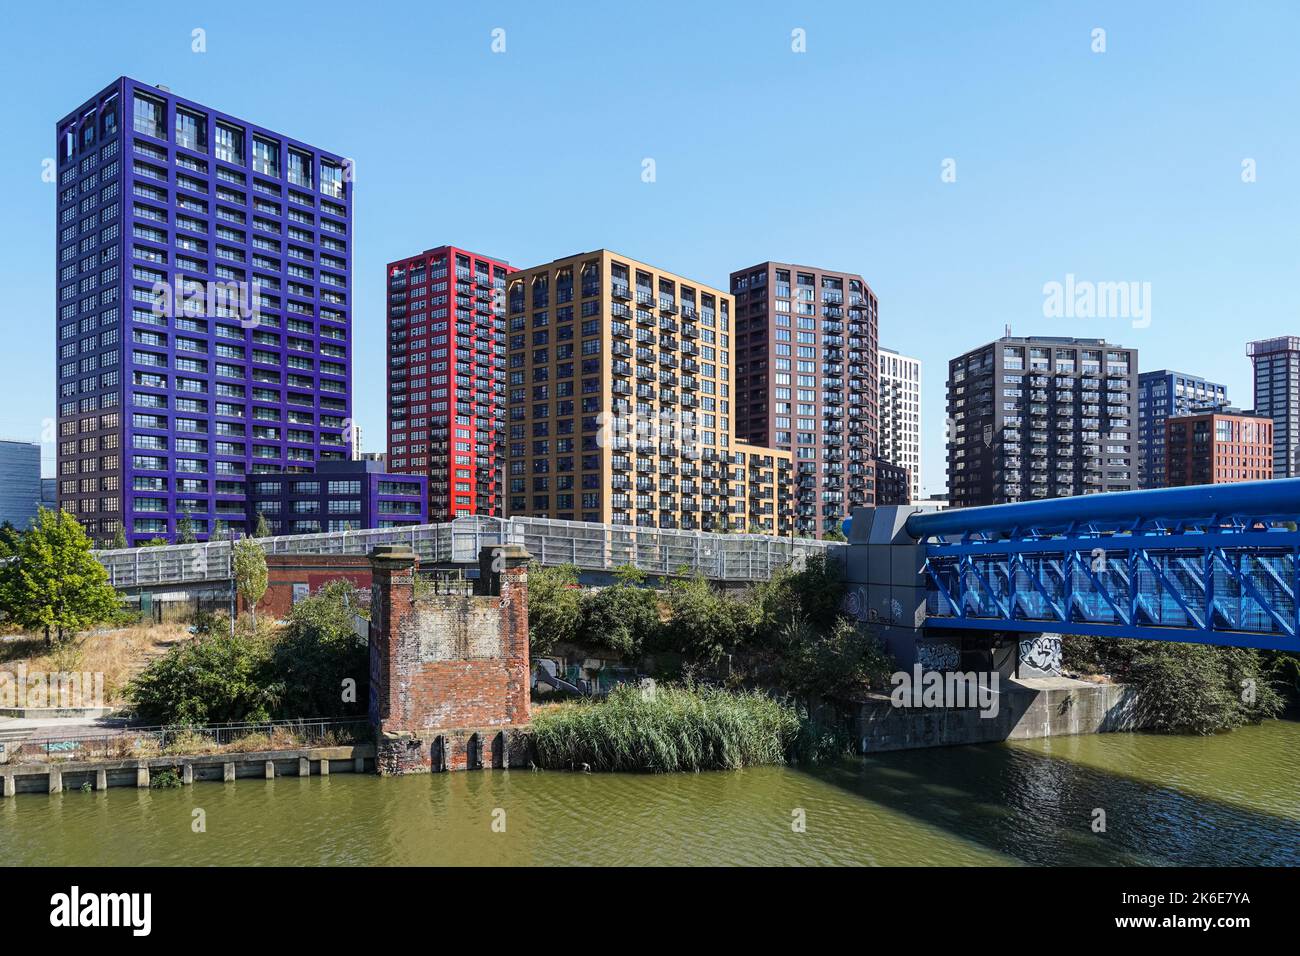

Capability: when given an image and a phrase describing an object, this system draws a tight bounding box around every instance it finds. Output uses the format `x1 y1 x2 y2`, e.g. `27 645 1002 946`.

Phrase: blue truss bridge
912 480 1300 652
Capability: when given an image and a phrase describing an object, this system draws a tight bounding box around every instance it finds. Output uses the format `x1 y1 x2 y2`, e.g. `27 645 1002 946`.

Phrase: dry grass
0 623 192 705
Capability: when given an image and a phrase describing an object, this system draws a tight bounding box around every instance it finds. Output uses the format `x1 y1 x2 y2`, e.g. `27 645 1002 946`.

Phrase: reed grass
530 684 802 772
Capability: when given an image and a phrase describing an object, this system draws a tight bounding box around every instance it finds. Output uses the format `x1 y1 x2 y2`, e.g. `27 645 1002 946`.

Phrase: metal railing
94 516 831 589
7 718 369 764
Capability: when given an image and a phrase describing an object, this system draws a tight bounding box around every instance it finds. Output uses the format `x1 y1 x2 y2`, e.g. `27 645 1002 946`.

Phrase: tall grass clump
531 684 800 772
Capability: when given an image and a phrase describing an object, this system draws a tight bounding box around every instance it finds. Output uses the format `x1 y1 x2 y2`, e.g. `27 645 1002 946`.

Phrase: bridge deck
913 479 1300 651
94 516 828 589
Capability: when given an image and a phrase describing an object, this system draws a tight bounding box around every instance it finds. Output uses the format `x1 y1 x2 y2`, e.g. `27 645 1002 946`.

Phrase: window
288 148 313 188
320 160 344 198
252 137 279 177
175 108 207 152
132 93 165 139
215 122 244 163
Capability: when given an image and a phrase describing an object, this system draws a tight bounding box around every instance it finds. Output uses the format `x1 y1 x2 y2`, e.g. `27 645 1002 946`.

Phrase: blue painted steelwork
913 479 1300 650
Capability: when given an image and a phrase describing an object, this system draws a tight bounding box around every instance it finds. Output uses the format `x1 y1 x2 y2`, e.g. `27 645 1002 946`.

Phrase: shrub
1064 635 1285 734
660 574 757 666
530 683 801 772
774 615 894 704
126 629 278 725
150 768 183 789
578 566 661 659
527 563 581 655
752 551 845 646
270 580 368 719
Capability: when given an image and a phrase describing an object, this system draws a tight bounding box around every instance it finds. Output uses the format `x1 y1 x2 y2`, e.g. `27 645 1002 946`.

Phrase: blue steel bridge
912 479 1300 652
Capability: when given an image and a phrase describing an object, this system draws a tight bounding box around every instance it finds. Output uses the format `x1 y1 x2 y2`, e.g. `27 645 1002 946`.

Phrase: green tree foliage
254 512 272 539
773 615 894 704
822 524 847 542
270 580 368 719
527 563 581 656
128 579 370 725
176 510 197 544
579 565 661 658
0 507 120 646
661 573 758 667
126 630 278 724
0 521 22 557
109 527 128 550
232 538 268 626
752 551 846 643
1063 636 1285 734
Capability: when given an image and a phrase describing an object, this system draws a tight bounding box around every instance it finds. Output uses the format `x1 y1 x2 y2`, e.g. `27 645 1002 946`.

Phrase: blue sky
2 0 1297 494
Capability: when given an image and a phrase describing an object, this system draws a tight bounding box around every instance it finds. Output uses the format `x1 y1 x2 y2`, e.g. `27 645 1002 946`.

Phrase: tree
176 510 197 544
0 507 120 646
109 526 128 550
270 580 368 718
662 573 757 666
254 512 271 539
579 565 661 659
232 538 268 628
822 523 847 542
774 615 894 705
0 520 23 557
527 563 581 656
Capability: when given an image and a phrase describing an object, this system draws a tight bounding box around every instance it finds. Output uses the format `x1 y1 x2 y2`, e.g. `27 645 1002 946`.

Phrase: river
3 720 1297 866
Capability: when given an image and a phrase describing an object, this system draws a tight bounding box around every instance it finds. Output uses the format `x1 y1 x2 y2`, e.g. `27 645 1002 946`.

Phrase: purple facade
55 77 353 545
246 460 427 535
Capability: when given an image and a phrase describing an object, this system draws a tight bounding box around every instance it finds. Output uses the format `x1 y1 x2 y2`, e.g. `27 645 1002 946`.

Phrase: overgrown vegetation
526 563 581 657
527 552 891 705
1064 636 1286 734
531 683 800 772
126 581 368 726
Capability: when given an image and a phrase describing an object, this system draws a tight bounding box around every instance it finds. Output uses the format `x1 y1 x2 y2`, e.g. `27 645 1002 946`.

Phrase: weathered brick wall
369 544 532 773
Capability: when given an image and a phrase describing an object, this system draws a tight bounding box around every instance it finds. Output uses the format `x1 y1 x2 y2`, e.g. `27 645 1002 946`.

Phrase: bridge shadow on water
794 737 1300 866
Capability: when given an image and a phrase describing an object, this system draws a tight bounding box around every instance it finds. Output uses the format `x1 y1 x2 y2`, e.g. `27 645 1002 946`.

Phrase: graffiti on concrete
1018 635 1062 676
915 640 961 672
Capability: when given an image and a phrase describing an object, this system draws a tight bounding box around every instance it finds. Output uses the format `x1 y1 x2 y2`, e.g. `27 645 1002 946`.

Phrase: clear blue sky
2 0 1297 495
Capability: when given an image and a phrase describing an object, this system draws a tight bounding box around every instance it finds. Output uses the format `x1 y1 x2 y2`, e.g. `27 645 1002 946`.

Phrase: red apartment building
386 247 513 520
1165 409 1273 486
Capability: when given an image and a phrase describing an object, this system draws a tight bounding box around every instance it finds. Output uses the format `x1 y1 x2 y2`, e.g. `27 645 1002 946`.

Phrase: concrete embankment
854 677 1141 753
1 744 374 796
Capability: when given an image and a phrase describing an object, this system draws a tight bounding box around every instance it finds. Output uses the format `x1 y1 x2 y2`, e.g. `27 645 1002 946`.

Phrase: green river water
3 720 1297 866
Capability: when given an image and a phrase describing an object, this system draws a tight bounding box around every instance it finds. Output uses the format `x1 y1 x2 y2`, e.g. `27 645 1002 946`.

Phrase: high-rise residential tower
1248 336 1300 478
947 336 1138 507
55 78 353 545
1136 370 1228 488
730 262 879 537
502 250 792 534
386 246 512 520
878 347 922 501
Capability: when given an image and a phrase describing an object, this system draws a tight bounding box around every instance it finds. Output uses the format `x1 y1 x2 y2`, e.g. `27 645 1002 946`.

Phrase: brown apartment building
1165 409 1273 486
730 262 880 536
503 250 792 534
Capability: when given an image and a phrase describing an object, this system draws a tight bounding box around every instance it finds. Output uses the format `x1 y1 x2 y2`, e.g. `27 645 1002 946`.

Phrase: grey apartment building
731 262 879 537
1248 336 1300 477
947 336 1138 507
0 441 43 530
